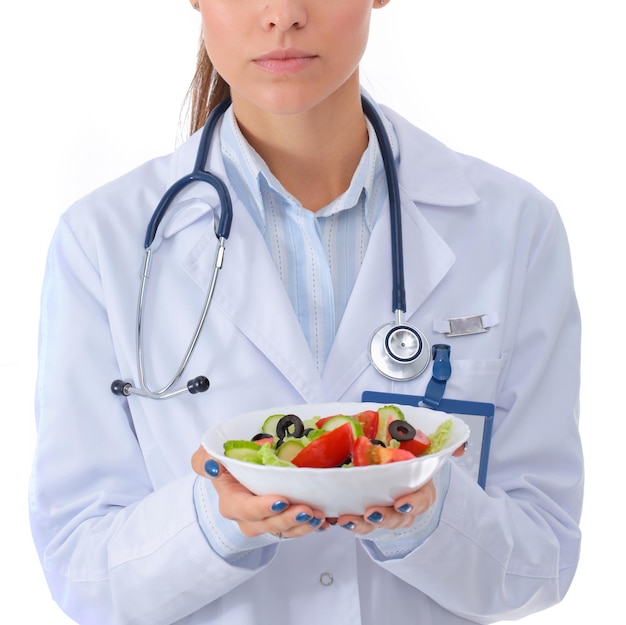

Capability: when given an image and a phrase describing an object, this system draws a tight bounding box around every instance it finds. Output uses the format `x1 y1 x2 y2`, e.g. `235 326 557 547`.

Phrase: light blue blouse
220 106 388 371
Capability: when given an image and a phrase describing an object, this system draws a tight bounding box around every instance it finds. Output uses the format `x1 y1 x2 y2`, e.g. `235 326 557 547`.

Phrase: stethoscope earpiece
187 376 210 394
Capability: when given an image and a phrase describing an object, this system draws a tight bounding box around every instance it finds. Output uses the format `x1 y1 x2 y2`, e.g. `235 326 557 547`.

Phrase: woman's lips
253 49 317 74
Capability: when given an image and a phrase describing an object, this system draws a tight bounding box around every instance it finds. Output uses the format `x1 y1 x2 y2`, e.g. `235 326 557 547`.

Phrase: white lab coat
30 103 583 625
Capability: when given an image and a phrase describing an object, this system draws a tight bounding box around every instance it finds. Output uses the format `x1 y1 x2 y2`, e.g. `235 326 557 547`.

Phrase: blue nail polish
397 503 413 514
367 511 384 524
271 501 289 512
295 512 312 523
204 459 219 477
341 521 356 530
308 517 322 528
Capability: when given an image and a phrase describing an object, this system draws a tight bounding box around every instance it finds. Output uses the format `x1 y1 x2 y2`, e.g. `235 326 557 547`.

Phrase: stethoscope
111 96 430 400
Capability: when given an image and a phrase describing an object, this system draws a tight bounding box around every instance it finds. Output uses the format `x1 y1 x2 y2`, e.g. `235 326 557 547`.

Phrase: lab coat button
319 572 334 586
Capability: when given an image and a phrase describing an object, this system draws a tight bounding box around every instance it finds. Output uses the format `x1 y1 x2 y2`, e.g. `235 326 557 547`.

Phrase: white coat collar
160 101 480 241
381 105 480 207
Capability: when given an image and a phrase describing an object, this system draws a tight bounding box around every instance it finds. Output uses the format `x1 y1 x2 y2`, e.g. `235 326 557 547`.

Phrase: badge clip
446 315 490 338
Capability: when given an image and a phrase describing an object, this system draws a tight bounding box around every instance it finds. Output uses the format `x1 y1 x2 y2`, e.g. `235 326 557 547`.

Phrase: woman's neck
231 88 369 212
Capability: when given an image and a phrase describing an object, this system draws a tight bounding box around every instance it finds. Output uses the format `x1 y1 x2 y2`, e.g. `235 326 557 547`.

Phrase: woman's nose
261 0 308 31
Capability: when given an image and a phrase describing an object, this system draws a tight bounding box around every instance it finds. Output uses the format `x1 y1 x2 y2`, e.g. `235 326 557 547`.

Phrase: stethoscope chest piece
369 315 431 381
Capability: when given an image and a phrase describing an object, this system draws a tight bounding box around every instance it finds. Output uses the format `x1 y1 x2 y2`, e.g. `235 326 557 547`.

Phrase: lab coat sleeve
29 218 276 625
360 204 583 622
357 462 451 558
193 474 282 563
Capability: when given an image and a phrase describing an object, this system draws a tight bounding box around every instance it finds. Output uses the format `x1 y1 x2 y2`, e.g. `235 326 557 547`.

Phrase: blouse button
319 572 334 586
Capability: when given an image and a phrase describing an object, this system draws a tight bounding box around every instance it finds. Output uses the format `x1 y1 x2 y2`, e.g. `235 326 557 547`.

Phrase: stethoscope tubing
134 238 225 399
361 97 406 315
114 100 234 399
112 95 431 400
143 98 234 249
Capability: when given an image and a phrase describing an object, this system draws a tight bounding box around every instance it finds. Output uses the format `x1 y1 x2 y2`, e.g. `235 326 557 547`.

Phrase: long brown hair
185 36 231 136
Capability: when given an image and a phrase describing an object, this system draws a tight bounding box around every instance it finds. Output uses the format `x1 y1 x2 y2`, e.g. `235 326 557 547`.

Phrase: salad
223 405 453 468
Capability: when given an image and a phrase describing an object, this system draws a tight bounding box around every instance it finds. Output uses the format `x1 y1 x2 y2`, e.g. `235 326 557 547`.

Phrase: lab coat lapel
188 196 325 402
322 191 456 398
170 129 324 402
322 103 480 397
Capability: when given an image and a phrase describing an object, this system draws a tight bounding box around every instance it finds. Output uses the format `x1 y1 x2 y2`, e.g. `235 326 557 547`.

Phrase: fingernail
204 459 219 477
367 511 384 524
308 517 322 528
341 521 356 530
295 512 312 523
271 501 289 513
397 503 413 514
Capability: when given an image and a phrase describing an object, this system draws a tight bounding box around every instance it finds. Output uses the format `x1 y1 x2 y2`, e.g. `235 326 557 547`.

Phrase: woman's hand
333 441 465 535
332 479 437 535
192 440 464 538
191 446 327 539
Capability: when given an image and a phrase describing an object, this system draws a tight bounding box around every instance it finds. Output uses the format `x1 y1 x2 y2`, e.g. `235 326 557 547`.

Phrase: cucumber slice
276 438 306 462
261 413 284 436
375 406 405 444
306 428 325 441
224 440 263 463
259 445 295 467
303 416 321 429
319 415 364 439
377 405 405 421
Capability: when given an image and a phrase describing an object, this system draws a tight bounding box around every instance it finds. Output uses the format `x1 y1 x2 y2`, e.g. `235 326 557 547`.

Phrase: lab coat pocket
444 356 506 404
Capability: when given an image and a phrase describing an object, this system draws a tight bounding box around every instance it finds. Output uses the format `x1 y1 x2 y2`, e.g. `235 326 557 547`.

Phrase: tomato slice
354 410 379 440
398 430 431 457
351 436 373 467
352 436 414 465
292 422 354 468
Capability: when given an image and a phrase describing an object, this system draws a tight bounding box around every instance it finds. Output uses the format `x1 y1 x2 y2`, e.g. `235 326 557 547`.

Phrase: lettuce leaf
426 419 453 454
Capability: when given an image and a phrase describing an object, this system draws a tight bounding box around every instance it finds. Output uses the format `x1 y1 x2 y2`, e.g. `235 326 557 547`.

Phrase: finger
452 441 468 457
337 481 437 535
239 505 327 539
392 479 436 516
336 514 374 535
191 446 290 522
337 506 414 535
275 508 326 537
191 445 219 477
204 465 292 525
190 447 330 538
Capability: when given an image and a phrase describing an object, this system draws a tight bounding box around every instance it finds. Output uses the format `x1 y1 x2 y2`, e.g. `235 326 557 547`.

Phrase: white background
1 1 624 623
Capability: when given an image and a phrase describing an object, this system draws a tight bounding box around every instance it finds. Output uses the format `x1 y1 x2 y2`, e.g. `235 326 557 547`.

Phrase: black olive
370 439 386 447
276 414 305 440
251 432 273 442
302 428 314 437
388 419 416 442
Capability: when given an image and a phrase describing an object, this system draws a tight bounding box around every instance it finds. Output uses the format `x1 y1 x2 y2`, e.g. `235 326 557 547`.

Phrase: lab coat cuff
358 462 451 561
193 476 279 566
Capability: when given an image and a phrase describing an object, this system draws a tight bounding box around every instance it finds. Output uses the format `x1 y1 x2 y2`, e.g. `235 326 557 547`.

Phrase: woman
30 1 583 624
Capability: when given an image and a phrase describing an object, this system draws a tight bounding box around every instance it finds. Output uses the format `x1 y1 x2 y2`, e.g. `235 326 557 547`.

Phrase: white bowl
202 402 470 516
